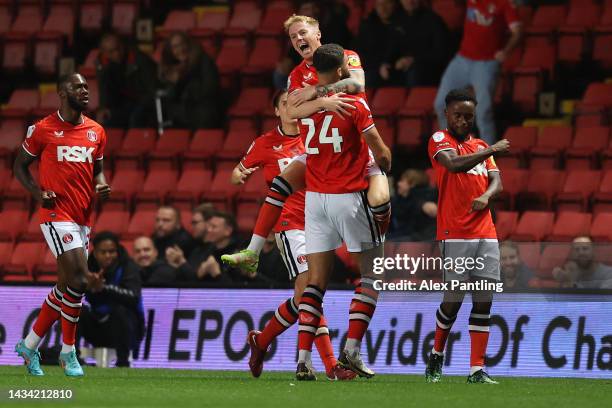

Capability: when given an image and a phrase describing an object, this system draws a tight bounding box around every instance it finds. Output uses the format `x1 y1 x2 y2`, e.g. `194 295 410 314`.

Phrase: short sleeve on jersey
346 51 363 71
95 128 107 161
240 140 262 170
504 0 520 28
429 131 457 160
22 124 44 156
353 98 374 133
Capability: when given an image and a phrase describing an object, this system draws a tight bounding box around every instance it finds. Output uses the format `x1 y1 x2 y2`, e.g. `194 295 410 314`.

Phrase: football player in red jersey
230 90 356 381
222 15 391 273
14 73 111 377
293 44 391 381
424 88 510 384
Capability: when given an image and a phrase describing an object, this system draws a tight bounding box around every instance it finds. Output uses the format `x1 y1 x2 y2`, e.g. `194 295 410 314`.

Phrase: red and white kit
22 111 106 258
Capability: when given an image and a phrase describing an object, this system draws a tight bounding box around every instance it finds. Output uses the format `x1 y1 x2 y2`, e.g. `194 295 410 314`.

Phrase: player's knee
367 180 390 207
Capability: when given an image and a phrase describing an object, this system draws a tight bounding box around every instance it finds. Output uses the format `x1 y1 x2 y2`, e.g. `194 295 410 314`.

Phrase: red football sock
254 176 292 238
370 201 391 236
257 297 298 350
347 279 378 341
61 286 84 347
314 315 337 372
32 286 63 337
469 311 491 367
297 285 324 355
433 306 458 353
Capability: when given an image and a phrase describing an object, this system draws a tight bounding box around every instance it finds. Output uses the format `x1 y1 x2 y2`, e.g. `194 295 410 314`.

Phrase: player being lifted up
14 73 110 377
231 90 356 380
222 15 391 273
425 89 509 384
293 44 391 380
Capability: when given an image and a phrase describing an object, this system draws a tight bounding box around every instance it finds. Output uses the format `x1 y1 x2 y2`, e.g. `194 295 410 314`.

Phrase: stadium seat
0 167 11 192
0 209 29 241
202 169 242 204
503 126 537 161
548 211 592 241
94 209 131 236
593 32 612 70
224 1 262 36
216 128 257 160
536 243 571 280
240 169 267 201
371 87 406 117
555 170 601 212
0 6 11 37
149 129 191 164
111 1 138 35
243 38 282 75
33 35 62 76
2 35 31 73
494 211 518 240
126 209 157 238
0 239 14 268
255 0 294 36
592 170 612 215
34 249 57 282
517 170 566 211
374 120 396 150
138 168 179 203
0 119 25 155
8 5 42 38
580 82 612 108
104 128 125 157
158 10 196 38
529 125 573 169
108 168 145 203
80 1 105 34
3 241 45 279
216 37 249 75
590 212 612 241
42 4 74 42
229 88 271 117
565 126 609 170
516 242 541 271
236 201 260 233
431 0 465 32
511 211 555 241
495 168 528 210
528 5 567 34
1 89 39 119
193 7 229 34
396 87 437 149
117 128 157 164
168 168 214 205
33 90 60 118
183 129 225 162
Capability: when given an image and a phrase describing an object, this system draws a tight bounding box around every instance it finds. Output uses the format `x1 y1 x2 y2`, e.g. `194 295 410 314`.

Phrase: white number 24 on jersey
301 115 343 154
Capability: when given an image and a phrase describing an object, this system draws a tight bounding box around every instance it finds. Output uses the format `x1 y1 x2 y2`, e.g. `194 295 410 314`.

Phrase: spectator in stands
191 203 216 243
356 0 402 87
380 0 450 87
133 236 176 285
500 241 533 290
552 237 612 289
96 33 158 128
153 205 195 260
257 233 288 284
159 32 222 129
272 0 353 89
388 169 437 241
79 232 144 367
433 0 523 144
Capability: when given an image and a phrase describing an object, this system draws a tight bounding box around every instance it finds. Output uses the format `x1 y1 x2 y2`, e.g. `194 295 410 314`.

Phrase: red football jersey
22 112 106 226
428 130 499 240
459 0 520 61
301 94 374 193
240 126 306 232
287 49 363 93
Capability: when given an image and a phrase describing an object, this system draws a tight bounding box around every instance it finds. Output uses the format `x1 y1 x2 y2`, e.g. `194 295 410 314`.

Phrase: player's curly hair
445 88 477 107
313 43 344 74
283 14 319 32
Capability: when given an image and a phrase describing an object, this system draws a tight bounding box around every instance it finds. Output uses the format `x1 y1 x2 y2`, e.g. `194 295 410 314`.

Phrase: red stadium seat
494 211 518 240
371 87 406 117
149 129 191 163
517 170 566 211
104 128 125 156
0 120 25 154
3 241 45 278
580 82 612 108
202 169 242 203
216 128 257 160
33 35 62 76
0 167 11 192
592 170 612 215
224 1 262 36
502 126 537 165
240 169 267 201
111 1 138 35
396 87 438 149
431 0 465 32
193 8 229 33
0 209 29 241
243 38 282 75
42 5 74 42
183 129 225 162
216 37 249 75
118 128 157 159
495 168 528 210
537 243 571 279
139 169 179 203
108 168 145 202
590 212 612 241
126 209 157 238
2 36 31 73
398 87 438 114
0 240 14 268
158 10 196 38
593 32 612 70
565 126 609 170
8 5 42 38
0 6 11 37
1 89 39 119
255 0 294 36
528 5 567 34
80 1 105 34
168 168 214 204
528 125 573 169
517 242 541 271
33 90 60 118
548 211 592 242
512 72 544 113
555 170 601 212
511 211 555 241
236 201 260 233
94 209 130 236
229 88 271 117
374 120 396 150
34 249 57 282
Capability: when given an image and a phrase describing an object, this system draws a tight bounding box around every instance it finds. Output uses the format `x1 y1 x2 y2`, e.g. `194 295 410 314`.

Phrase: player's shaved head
313 44 345 74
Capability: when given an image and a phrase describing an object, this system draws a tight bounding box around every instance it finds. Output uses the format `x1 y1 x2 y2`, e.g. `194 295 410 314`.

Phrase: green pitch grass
0 366 609 408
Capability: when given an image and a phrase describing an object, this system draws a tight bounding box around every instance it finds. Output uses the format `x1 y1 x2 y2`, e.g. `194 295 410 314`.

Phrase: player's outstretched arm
13 147 48 205
436 139 510 173
231 164 258 185
363 126 392 173
287 93 356 119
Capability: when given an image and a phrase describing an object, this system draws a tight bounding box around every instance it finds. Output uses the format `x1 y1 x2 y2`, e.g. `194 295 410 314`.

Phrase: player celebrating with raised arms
14 73 110 377
425 89 509 384
222 15 390 273
293 44 391 381
231 89 356 381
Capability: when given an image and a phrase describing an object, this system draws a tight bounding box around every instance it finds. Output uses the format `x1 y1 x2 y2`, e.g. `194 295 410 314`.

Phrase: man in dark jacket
78 232 144 367
380 0 450 87
133 236 177 285
96 33 158 128
153 206 195 260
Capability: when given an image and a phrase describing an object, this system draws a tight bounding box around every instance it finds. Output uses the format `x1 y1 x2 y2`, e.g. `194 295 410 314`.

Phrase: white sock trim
470 366 483 375
247 235 266 254
24 331 42 350
61 343 75 354
432 349 444 356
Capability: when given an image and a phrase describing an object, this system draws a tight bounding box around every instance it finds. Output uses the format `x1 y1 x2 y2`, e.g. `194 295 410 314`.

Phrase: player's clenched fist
40 190 56 209
491 139 510 154
470 195 490 212
95 183 111 200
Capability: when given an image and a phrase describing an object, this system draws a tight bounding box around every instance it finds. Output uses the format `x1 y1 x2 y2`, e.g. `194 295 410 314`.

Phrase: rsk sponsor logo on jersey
57 146 95 163
87 129 98 142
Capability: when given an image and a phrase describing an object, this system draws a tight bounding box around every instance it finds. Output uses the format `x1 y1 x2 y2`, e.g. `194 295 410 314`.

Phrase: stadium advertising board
0 287 610 378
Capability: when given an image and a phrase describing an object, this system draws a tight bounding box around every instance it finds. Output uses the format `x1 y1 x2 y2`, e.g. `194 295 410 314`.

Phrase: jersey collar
57 110 84 125
278 125 299 138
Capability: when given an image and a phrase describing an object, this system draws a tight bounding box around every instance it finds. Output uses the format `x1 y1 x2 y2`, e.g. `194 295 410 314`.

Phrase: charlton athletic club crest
87 129 98 142
62 233 74 244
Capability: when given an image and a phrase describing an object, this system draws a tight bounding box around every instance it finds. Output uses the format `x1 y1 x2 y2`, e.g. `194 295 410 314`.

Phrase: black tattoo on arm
315 78 364 97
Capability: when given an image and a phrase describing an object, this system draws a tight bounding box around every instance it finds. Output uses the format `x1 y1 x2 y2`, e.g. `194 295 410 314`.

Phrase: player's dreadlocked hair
313 43 345 74
445 88 478 107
